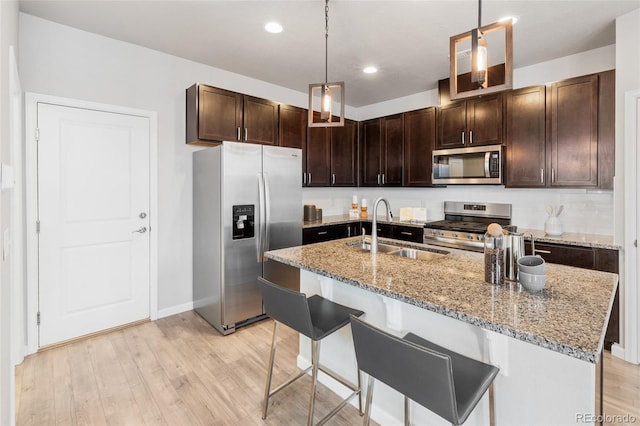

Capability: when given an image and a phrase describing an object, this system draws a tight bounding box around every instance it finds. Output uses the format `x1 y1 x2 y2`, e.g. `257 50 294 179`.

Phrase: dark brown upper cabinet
505 70 614 190
436 93 503 149
305 117 357 187
359 115 403 186
403 108 436 187
330 119 358 186
279 104 308 182
548 74 599 187
505 86 547 187
186 84 278 146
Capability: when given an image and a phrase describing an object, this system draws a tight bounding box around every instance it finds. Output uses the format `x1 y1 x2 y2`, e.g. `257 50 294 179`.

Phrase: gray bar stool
350 316 499 426
259 277 365 426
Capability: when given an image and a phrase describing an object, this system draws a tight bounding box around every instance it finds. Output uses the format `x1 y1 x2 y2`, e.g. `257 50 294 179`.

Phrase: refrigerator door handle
257 172 266 262
264 172 271 253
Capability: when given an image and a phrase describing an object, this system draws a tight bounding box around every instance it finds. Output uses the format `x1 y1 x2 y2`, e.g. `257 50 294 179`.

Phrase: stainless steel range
423 201 514 252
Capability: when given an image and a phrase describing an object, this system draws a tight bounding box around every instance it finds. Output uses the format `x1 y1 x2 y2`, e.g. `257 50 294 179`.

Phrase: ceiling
18 0 640 107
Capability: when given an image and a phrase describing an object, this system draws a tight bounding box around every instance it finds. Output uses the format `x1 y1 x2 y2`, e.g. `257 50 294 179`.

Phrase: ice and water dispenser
232 205 255 240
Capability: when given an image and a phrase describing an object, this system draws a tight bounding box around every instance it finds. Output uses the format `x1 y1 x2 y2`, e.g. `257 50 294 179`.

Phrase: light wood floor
15 311 367 426
15 311 640 425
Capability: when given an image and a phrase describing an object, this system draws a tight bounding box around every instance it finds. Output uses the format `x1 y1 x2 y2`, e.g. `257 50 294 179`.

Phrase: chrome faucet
371 197 392 254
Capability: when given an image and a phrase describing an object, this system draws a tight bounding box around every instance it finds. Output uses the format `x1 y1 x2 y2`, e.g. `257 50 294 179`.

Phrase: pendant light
308 0 345 127
449 0 513 100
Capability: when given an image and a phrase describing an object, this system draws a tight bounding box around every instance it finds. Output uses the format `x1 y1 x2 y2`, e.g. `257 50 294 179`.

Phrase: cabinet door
330 119 357 186
360 119 382 186
198 85 242 142
243 95 279 146
361 222 393 238
505 86 546 187
382 114 404 186
549 75 598 187
466 94 503 146
436 102 466 149
306 125 331 187
280 104 308 182
403 108 435 187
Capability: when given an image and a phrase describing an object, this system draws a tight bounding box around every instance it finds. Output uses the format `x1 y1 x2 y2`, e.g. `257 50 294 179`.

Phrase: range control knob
477 235 484 241
466 234 474 240
452 232 459 238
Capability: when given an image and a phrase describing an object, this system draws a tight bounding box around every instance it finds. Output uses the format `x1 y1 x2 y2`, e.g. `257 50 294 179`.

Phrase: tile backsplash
303 186 614 236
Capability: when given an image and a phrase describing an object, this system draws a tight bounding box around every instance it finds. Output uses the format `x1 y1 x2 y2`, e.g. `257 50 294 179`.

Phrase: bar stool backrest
350 316 459 424
259 277 315 339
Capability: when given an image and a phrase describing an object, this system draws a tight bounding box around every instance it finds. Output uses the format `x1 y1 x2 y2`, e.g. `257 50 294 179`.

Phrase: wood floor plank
51 345 76 425
109 330 166 426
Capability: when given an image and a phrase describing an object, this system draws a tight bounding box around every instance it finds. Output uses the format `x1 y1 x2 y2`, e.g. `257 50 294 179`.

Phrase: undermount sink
347 240 448 260
390 248 443 261
350 241 401 253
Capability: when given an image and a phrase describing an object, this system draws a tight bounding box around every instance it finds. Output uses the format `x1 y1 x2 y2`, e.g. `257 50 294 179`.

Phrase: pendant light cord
477 0 482 30
325 0 329 84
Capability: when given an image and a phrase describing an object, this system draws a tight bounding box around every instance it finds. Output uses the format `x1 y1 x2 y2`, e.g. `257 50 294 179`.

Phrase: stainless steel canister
504 230 525 282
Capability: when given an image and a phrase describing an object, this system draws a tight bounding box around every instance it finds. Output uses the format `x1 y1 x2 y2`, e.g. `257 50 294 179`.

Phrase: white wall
1 2 19 424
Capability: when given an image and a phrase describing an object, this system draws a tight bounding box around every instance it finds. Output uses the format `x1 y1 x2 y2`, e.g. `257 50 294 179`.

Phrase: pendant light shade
449 0 513 100
308 0 345 127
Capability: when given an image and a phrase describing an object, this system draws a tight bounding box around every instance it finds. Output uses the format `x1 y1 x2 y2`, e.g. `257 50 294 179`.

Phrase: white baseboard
296 355 399 425
611 343 625 360
157 301 194 319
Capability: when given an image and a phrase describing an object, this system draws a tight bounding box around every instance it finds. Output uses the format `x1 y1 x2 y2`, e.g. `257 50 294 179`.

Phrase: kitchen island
264 237 618 425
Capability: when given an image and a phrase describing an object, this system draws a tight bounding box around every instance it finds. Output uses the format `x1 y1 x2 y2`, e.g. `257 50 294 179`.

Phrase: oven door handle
484 151 491 177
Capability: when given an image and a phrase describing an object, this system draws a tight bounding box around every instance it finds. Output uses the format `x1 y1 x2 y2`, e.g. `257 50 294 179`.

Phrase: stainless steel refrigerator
193 142 302 335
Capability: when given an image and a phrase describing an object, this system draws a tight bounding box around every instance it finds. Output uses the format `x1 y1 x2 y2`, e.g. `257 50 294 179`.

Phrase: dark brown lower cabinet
526 241 619 349
303 222 424 245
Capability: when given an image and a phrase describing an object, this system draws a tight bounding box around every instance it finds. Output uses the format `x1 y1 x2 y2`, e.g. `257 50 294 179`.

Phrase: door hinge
35 128 39 142
37 312 41 325
36 220 40 234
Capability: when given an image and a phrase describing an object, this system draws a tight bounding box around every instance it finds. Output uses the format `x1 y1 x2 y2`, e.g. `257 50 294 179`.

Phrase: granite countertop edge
266 241 616 364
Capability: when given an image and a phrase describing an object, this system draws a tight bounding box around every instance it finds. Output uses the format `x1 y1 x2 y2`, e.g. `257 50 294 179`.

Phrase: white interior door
37 103 150 347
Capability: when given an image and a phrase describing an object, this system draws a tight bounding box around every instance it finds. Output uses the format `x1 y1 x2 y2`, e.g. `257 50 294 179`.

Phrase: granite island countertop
265 237 618 363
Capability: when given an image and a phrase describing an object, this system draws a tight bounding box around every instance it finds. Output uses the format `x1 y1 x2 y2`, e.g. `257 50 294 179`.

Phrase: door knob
132 226 147 234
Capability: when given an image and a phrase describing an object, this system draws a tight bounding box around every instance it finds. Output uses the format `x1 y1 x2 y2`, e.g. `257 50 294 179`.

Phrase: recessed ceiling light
498 16 519 25
264 22 283 34
363 66 378 74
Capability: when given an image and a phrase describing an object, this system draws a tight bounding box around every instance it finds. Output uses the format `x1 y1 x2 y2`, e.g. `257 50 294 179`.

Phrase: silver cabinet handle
382 174 386 185
244 128 248 141
308 173 312 185
303 172 307 185
377 174 381 185
461 131 465 145
317 231 328 235
237 127 241 141
332 174 336 185
551 168 555 183
400 231 412 236
534 249 551 254
541 169 544 184
469 130 473 144
132 226 147 234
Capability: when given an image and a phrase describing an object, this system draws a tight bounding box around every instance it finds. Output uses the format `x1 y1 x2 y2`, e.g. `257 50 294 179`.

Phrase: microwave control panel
488 152 500 178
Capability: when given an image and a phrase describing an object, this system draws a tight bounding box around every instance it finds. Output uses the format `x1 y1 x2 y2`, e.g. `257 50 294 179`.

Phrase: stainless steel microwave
432 145 503 184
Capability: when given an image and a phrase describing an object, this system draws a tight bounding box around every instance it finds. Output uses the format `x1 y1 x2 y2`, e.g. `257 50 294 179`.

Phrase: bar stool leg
404 396 410 426
363 376 375 426
489 383 496 426
307 339 320 426
357 368 363 415
262 321 279 420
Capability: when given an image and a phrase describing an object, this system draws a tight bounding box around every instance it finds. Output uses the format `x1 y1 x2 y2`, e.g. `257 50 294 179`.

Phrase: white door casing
25 94 158 353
